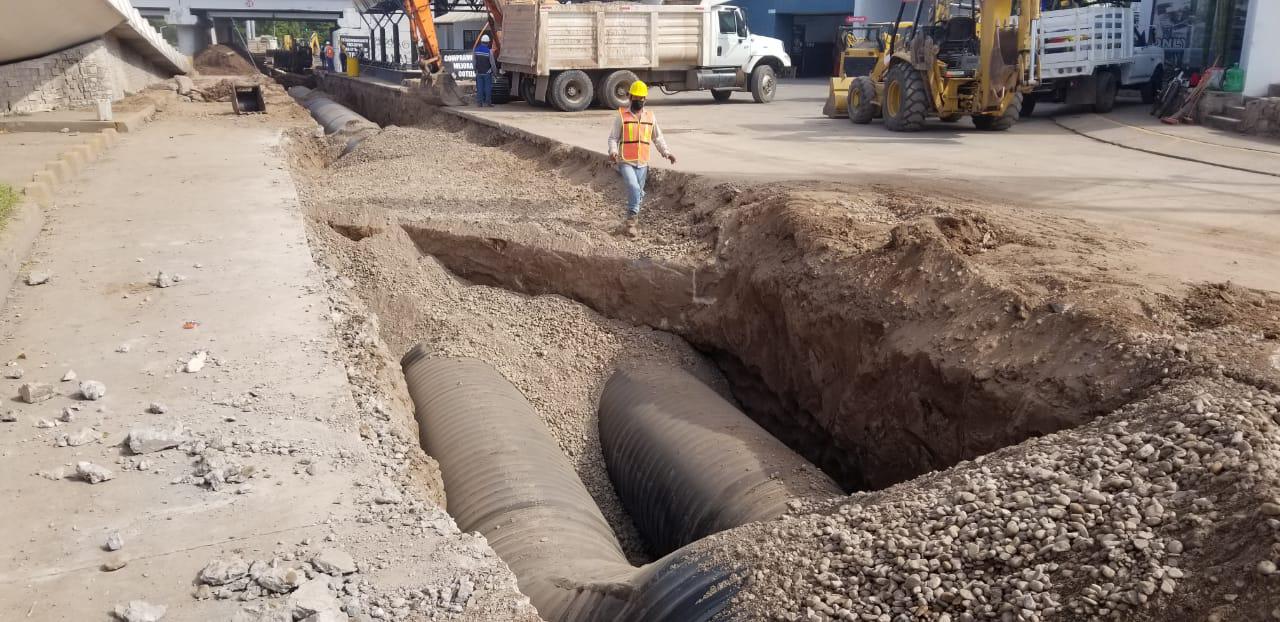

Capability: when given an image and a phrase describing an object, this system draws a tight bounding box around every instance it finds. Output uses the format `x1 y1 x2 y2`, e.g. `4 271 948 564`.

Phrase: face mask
631 99 645 112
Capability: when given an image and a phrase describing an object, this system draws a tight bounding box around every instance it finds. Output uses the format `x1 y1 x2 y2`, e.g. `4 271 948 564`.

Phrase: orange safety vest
324 45 334 58
618 108 655 164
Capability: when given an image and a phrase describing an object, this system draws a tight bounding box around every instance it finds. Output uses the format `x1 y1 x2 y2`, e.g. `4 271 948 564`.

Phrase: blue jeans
476 73 493 106
619 163 648 216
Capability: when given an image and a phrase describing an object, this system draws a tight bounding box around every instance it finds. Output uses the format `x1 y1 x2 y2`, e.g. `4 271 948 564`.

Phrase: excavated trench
284 79 1265 621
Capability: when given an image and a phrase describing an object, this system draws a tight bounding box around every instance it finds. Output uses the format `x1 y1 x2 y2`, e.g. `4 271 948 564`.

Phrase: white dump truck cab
499 1 791 111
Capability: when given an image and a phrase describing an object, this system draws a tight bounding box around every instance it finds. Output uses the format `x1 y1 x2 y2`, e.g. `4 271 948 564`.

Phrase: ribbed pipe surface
287 86 379 153
600 365 843 555
402 352 748 621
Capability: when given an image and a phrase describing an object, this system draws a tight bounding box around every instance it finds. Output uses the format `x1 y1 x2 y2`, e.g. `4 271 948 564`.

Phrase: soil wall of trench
312 76 1274 493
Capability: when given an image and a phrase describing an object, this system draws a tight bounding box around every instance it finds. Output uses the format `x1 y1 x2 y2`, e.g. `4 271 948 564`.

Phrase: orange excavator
402 0 504 105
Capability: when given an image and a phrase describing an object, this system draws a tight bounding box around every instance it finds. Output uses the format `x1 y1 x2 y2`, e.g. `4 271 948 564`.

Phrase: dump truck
498 0 792 112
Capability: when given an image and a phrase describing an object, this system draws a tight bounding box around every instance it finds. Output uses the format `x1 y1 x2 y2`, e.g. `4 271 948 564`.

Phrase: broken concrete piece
300 612 340 622
19 382 55 403
25 272 50 286
76 461 115 484
59 407 76 423
0 410 17 422
184 351 208 373
80 380 107 400
106 531 124 551
36 418 59 429
175 75 194 95
56 427 99 447
62 369 77 382
126 425 188 454
147 402 168 414
289 579 342 619
198 557 250 585
101 557 128 571
154 271 177 288
254 564 303 593
231 603 293 622
116 344 132 353
310 549 356 575
4 367 24 379
113 600 166 622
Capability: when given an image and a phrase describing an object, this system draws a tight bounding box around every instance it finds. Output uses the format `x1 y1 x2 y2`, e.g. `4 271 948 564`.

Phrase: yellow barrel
345 57 359 77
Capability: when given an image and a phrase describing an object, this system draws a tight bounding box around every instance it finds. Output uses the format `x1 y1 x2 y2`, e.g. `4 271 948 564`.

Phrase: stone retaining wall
1 36 171 116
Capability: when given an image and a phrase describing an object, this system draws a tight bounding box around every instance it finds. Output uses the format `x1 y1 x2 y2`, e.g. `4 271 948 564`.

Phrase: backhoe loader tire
549 70 594 112
847 76 878 124
1094 71 1118 114
750 65 777 103
972 93 1022 131
938 114 962 123
1020 94 1038 118
712 89 733 102
597 70 638 110
883 63 927 132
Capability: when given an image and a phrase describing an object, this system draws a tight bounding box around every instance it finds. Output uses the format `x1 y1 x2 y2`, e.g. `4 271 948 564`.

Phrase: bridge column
175 24 210 56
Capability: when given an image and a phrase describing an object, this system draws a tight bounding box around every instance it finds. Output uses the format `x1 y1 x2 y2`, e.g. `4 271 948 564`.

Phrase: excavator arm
403 0 505 83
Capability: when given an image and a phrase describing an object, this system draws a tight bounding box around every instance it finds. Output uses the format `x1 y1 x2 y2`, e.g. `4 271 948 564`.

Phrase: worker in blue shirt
474 34 494 107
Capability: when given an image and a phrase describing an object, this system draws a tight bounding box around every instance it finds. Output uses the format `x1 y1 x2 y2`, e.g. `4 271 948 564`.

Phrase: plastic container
1222 63 1245 92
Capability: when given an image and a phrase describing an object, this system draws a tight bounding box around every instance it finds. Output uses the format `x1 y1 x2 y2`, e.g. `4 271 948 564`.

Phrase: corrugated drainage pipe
599 365 844 556
400 351 748 621
287 86 379 154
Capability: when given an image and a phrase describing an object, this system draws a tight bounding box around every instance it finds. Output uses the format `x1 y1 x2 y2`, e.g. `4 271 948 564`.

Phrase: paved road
465 79 1280 291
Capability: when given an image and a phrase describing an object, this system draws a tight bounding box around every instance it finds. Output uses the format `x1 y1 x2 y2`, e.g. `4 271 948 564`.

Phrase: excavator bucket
405 70 468 107
823 77 852 118
231 85 266 115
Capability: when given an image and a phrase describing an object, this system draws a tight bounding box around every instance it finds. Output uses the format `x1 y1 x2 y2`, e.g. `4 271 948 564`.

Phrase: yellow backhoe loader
823 22 899 119
846 0 1039 131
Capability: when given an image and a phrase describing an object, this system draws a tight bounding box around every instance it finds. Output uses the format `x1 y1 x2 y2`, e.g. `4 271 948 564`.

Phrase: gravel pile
711 376 1280 621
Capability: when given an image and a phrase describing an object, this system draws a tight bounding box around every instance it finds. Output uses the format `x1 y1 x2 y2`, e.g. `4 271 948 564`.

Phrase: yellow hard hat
629 80 649 97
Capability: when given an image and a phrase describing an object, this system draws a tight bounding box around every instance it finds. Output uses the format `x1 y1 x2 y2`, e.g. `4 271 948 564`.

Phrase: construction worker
607 80 676 236
323 41 335 72
473 34 495 107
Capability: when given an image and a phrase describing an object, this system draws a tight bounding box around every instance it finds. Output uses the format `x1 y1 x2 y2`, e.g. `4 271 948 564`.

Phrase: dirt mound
194 44 258 76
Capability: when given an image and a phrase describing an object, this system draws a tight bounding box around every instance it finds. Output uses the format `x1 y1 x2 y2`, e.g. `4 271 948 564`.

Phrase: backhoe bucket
408 70 467 107
231 85 266 115
823 77 852 118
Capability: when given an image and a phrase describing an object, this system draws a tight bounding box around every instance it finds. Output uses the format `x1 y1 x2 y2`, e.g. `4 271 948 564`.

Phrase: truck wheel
973 93 1022 131
492 73 512 105
883 63 927 132
711 89 733 102
1094 71 1118 114
521 78 547 108
847 76 878 124
549 70 594 112
1141 66 1162 105
597 70 638 110
1020 94 1038 118
750 65 777 103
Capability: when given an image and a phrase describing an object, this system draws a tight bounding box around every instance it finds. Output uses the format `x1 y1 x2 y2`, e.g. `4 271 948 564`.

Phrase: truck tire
749 65 777 103
521 77 548 108
883 63 927 132
711 89 733 102
1141 66 1162 105
1020 93 1038 118
596 70 638 110
972 92 1022 131
847 76 878 124
1094 71 1118 113
549 70 594 112
492 73 512 105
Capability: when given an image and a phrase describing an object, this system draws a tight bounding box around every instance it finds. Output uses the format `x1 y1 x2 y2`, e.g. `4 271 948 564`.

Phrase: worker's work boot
614 215 638 237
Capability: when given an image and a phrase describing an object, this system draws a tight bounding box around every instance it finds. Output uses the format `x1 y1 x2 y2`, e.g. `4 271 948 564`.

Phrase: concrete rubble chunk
0 410 17 422
154 271 185 288
254 564 303 593
4 367 24 379
106 531 124 551
76 461 115 484
174 75 194 95
300 612 340 622
289 579 343 619
231 603 293 622
198 557 250 585
311 549 357 575
36 418 60 428
56 427 99 447
147 402 168 414
80 380 107 401
19 382 55 403
113 600 167 622
25 272 50 286
185 351 208 373
127 425 189 454
61 369 77 382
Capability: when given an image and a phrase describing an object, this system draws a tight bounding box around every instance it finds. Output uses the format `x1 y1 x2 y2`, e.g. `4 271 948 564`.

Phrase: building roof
434 10 488 25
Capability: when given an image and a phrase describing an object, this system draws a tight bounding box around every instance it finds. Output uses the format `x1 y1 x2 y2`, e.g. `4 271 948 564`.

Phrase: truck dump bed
500 2 710 75
1036 5 1135 80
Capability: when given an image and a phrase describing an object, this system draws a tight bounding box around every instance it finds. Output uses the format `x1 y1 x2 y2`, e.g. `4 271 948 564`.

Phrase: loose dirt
285 85 1280 621
194 44 259 76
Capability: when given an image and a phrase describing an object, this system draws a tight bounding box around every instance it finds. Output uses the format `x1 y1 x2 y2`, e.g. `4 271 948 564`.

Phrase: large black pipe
401 351 748 621
599 365 843 556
